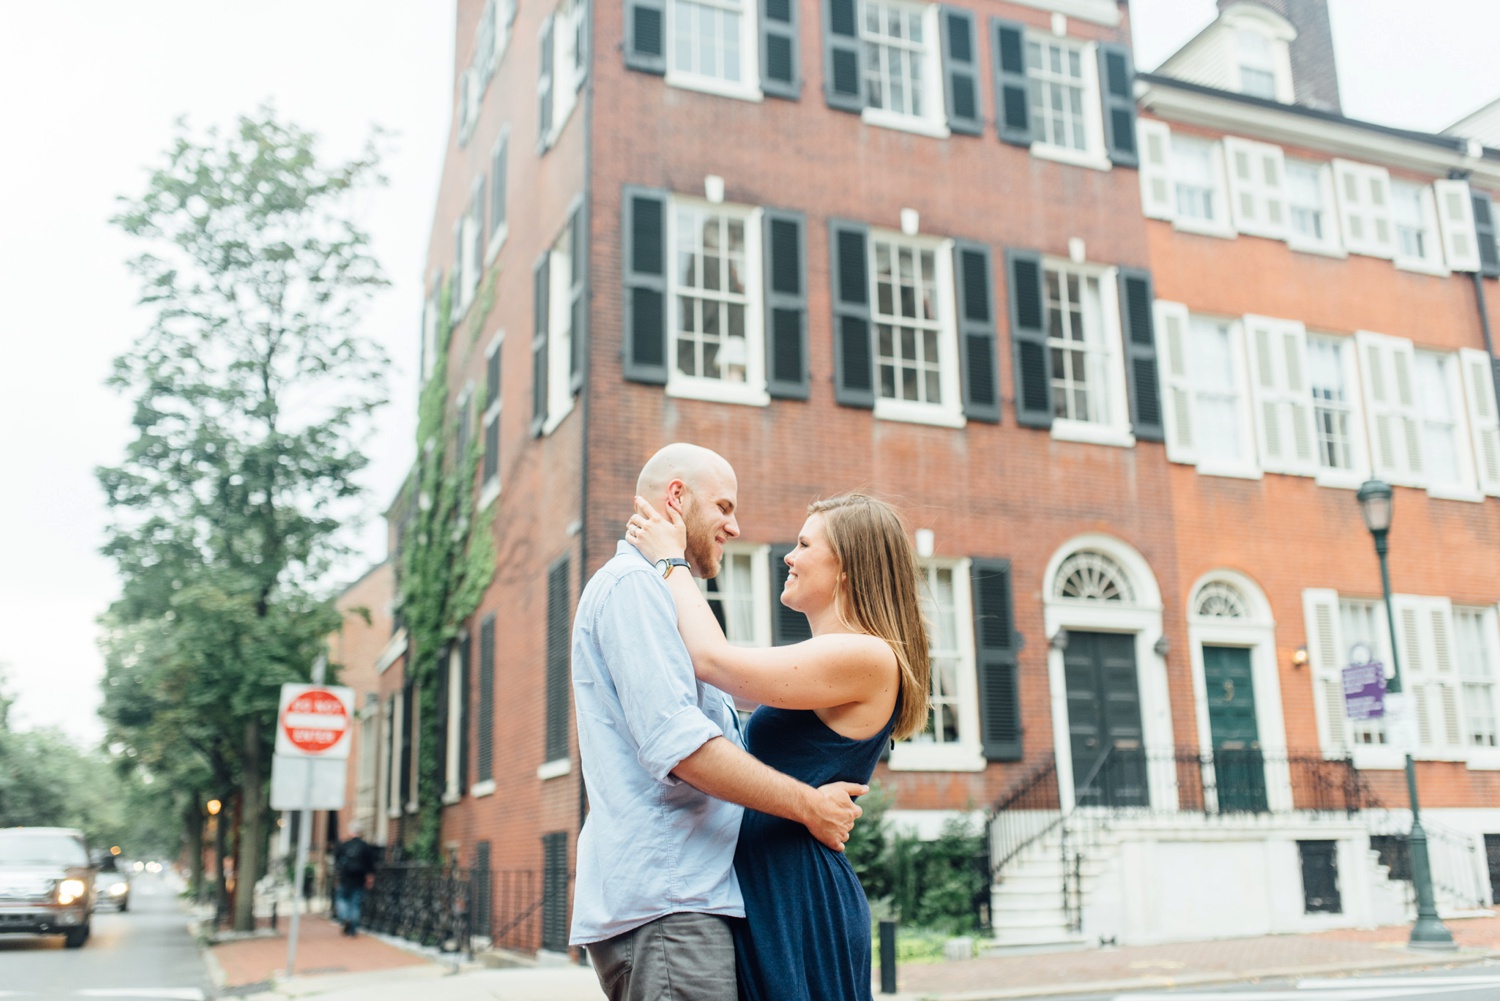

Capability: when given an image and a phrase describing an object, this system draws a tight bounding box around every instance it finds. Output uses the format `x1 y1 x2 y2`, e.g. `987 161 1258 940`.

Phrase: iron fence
363 862 476 956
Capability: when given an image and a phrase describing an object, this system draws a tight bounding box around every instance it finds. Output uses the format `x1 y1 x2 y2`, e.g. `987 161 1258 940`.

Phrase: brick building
350 0 1500 952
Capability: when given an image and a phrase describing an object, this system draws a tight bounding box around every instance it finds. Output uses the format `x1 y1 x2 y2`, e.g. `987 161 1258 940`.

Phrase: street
0 871 210 1001
1030 964 1500 1001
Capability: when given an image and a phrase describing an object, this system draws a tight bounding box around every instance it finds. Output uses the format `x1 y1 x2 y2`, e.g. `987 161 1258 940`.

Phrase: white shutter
1224 136 1288 240
1357 331 1423 486
1305 588 1349 758
1138 119 1175 221
453 220 467 312
1435 179 1481 273
1460 348 1500 495
1245 314 1316 476
1333 159 1396 259
1394 596 1462 754
1155 300 1195 463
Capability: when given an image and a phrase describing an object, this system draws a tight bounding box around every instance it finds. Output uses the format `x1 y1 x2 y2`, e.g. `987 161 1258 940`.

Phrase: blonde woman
628 492 931 1001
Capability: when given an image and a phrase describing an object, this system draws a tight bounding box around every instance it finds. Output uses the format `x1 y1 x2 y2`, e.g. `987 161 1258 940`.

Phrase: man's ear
666 479 686 511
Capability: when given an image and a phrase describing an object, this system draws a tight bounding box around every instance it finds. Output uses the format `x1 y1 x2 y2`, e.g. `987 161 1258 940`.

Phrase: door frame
1187 570 1293 813
1044 534 1176 813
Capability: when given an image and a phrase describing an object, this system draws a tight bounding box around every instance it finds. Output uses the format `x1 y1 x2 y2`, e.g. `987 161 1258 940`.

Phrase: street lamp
1355 478 1455 950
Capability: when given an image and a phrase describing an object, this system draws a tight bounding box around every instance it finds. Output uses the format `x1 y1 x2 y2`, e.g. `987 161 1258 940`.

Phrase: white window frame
1435 178 1482 273
1233 26 1278 101
665 198 769 407
480 332 504 510
1305 587 1401 768
1356 330 1424 489
858 0 949 140
1169 135 1234 238
1156 306 1257 477
868 231 963 428
1454 605 1500 766
1046 259 1132 446
1222 136 1287 241
1023 31 1109 171
697 543 772 648
420 282 441 385
890 557 984 772
486 126 510 266
1459 347 1500 496
458 65 480 146
664 0 763 101
1332 159 1396 259
1284 158 1343 257
1306 333 1369 490
442 643 465 804
541 0 587 149
1390 180 1447 276
1414 349 1480 502
542 227 575 434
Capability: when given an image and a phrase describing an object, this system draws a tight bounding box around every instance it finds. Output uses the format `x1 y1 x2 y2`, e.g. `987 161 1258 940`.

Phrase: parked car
93 854 131 912
0 827 95 948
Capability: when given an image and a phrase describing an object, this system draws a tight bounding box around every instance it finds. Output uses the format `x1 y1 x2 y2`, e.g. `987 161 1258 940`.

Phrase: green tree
98 107 388 931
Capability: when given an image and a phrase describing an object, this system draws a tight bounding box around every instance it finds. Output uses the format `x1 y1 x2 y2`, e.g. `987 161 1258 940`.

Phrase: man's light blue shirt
569 541 746 946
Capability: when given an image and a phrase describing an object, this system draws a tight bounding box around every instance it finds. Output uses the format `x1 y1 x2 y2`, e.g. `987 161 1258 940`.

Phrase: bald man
569 443 865 1001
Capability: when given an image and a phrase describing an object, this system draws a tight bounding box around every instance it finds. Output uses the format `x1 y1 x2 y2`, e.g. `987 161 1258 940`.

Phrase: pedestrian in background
332 821 378 936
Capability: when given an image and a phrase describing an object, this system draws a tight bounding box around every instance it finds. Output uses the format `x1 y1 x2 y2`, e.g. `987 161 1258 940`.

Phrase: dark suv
0 827 95 948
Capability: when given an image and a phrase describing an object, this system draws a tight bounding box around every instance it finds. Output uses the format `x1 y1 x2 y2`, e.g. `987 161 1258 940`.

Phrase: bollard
879 919 897 994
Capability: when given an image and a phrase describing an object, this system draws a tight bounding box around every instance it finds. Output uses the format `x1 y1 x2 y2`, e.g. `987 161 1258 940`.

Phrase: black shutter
541 832 569 951
531 250 550 436
991 19 1032 147
940 7 981 137
761 0 800 99
569 201 587 395
385 693 398 812
624 0 666 74
483 413 500 483
537 15 555 152
478 615 495 783
972 559 1021 761
490 133 508 235
455 394 472 462
473 840 492 936
399 681 414 808
1474 191 1500 279
458 632 472 794
544 555 571 762
1118 268 1163 442
769 545 812 645
486 339 502 407
822 0 864 112
622 187 669 384
764 209 809 399
435 644 450 796
1005 248 1052 428
1098 42 1138 167
954 240 1000 423
828 220 874 408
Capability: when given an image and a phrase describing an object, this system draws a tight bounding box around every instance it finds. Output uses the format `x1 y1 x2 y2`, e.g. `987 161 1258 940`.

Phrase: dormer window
1235 29 1276 100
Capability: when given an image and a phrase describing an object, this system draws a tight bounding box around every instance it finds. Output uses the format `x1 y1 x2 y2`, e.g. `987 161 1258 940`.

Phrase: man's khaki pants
586 912 737 1001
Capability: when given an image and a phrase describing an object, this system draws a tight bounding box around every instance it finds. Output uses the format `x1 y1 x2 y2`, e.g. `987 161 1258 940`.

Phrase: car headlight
57 879 87 905
109 881 129 896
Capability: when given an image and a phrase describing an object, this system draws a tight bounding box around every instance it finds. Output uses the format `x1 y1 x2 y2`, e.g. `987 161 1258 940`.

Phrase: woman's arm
630 497 896 710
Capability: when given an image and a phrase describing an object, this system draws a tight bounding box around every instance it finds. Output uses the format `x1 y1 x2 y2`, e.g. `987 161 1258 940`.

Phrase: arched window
1195 581 1249 619
1054 551 1135 603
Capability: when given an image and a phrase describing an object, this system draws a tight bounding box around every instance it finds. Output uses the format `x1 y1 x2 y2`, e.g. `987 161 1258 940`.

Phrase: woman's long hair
806 494 931 741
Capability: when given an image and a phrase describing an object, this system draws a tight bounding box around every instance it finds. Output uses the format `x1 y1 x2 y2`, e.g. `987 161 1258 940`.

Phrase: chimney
1218 0 1343 114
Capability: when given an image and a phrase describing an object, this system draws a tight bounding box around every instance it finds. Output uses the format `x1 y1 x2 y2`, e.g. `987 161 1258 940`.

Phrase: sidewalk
205 914 1500 1001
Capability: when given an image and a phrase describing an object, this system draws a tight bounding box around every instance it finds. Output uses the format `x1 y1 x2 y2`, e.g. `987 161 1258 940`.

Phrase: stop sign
276 685 354 758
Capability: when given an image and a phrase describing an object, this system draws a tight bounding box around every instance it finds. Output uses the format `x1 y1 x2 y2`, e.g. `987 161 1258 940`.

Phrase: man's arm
672 736 866 852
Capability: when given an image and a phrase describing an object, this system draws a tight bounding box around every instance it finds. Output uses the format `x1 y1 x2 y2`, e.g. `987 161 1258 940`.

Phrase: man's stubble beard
683 498 721 579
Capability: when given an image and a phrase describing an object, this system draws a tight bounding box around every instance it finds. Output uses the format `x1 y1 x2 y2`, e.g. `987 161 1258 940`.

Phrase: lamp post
1355 479 1454 949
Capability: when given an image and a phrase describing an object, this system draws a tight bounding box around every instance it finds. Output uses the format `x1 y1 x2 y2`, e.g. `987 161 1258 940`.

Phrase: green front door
1066 631 1148 808
1203 645 1267 813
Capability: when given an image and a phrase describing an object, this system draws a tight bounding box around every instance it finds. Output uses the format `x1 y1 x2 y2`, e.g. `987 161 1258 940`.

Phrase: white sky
0 0 1496 742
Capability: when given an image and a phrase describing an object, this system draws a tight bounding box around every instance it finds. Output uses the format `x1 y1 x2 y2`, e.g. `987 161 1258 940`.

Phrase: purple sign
1342 662 1386 722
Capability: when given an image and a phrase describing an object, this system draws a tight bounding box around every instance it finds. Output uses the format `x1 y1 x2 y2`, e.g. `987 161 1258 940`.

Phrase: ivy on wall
398 273 497 862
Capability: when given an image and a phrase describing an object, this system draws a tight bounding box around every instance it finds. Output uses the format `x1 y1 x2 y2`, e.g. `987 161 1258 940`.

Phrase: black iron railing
1367 816 1489 910
364 862 476 956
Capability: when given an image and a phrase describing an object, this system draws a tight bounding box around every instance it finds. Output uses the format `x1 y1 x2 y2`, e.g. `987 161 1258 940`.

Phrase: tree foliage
97 107 389 928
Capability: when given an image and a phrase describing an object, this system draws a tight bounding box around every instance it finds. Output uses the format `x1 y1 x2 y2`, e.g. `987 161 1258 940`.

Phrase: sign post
273 660 353 979
1342 661 1386 724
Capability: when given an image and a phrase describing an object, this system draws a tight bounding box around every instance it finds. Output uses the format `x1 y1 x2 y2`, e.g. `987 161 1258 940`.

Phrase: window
1332 159 1395 259
487 128 510 263
545 227 573 428
1185 316 1253 475
698 545 771 647
481 334 502 509
1055 551 1134 602
420 282 441 384
1340 599 1388 747
1308 336 1360 477
1455 608 1499 749
870 233 959 424
668 0 758 96
1235 29 1276 99
1358 332 1423 488
454 180 485 317
539 0 587 151
443 643 466 803
1286 159 1338 253
1415 351 1474 497
668 201 765 404
891 559 982 771
858 0 944 134
1392 181 1444 273
1026 36 1088 153
1045 263 1120 430
1173 137 1224 229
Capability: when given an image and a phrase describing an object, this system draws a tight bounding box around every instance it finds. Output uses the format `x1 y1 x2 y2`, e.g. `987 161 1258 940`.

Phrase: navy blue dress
733 703 897 1001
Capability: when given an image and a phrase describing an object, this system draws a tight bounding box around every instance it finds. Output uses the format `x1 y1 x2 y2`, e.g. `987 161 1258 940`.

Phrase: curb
909 948 1500 1001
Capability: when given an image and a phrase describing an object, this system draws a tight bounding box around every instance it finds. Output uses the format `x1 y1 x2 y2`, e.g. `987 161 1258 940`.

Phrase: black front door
1065 631 1147 807
1203 645 1268 813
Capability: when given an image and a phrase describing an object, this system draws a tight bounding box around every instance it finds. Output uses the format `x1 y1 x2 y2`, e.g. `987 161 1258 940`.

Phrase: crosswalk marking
73 991 204 1000
1299 975 1500 989
1116 985 1486 1001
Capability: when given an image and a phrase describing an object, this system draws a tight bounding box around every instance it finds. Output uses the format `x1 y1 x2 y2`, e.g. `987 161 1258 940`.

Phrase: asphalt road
1038 962 1500 1001
0 871 211 1001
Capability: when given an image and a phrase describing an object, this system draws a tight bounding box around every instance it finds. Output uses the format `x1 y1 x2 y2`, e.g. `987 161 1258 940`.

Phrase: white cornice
1138 80 1500 188
1000 0 1120 28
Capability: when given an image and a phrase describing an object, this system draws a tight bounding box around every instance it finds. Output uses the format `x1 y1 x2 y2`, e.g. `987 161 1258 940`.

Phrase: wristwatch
655 557 690 579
